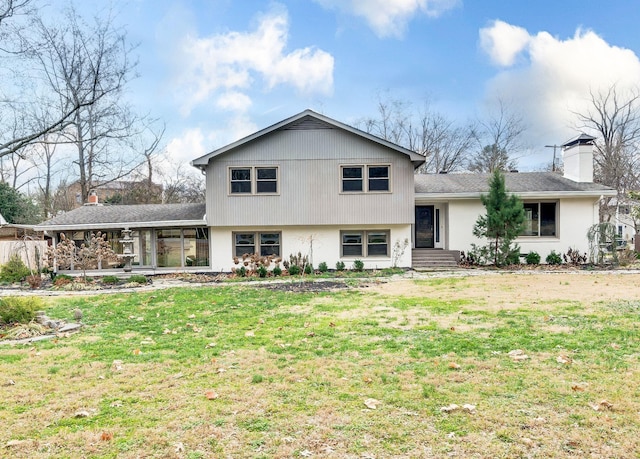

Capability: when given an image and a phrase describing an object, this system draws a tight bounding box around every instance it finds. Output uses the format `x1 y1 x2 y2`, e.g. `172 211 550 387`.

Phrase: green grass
1 274 639 458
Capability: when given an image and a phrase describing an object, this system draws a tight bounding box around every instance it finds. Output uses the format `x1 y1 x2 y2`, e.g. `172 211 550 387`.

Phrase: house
190 110 425 271
35 110 615 272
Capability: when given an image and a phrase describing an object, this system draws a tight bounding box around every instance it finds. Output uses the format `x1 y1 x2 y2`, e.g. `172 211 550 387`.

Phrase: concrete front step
412 249 460 268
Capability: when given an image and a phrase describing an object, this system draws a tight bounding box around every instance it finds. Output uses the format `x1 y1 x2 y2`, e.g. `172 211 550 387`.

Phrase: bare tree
468 99 525 172
162 163 206 204
28 5 145 202
574 85 640 195
359 94 473 173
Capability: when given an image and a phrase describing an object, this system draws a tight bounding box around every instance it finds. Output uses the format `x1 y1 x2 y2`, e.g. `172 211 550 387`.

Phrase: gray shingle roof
37 203 206 229
414 172 615 196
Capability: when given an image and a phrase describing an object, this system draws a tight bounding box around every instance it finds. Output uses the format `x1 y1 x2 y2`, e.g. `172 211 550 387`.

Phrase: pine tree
472 170 525 266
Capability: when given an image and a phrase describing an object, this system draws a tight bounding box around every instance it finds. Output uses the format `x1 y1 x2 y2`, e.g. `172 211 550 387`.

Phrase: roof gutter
34 219 208 232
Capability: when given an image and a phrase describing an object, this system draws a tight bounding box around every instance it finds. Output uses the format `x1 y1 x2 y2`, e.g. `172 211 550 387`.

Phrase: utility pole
545 144 560 172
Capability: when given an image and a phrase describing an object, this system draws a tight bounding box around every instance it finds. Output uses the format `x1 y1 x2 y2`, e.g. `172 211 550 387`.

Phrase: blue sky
68 0 640 171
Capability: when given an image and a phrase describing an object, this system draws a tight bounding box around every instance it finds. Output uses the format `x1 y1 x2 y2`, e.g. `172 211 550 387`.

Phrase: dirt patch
258 280 351 293
365 271 640 311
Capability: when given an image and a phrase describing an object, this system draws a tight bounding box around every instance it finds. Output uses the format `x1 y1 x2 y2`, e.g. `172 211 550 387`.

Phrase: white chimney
562 133 595 182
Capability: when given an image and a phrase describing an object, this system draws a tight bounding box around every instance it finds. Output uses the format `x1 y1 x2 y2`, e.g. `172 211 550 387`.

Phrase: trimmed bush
272 265 282 276
0 296 43 325
101 275 121 285
128 275 148 284
335 261 346 271
288 265 301 275
318 262 328 273
304 264 313 275
352 259 364 272
0 254 30 283
257 265 268 278
546 251 563 265
525 251 541 265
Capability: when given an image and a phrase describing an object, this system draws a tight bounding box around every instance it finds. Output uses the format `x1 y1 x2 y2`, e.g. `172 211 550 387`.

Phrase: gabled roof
191 109 426 169
36 203 206 231
415 172 616 199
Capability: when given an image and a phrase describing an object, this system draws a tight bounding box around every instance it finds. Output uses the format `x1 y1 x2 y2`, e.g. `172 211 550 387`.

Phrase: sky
65 0 640 172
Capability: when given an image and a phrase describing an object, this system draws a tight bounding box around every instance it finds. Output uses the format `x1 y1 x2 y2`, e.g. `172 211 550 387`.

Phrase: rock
58 323 82 333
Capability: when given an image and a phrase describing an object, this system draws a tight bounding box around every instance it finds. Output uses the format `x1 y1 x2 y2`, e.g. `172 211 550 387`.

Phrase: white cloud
171 7 334 116
166 128 207 167
479 20 530 66
315 0 460 38
479 21 640 166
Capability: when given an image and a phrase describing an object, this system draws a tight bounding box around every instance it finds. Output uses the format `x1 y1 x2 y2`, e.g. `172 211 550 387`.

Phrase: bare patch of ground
365 271 640 311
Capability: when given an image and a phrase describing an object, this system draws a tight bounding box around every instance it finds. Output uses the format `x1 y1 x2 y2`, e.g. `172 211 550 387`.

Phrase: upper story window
230 168 252 193
230 166 278 195
521 202 557 237
256 167 278 193
341 165 390 193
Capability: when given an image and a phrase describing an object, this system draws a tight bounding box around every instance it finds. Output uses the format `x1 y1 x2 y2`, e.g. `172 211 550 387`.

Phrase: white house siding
205 128 416 227
209 225 412 272
447 197 601 259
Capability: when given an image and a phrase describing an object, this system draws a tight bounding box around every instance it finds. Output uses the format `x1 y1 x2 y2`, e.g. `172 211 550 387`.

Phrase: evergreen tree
472 170 525 266
0 182 41 224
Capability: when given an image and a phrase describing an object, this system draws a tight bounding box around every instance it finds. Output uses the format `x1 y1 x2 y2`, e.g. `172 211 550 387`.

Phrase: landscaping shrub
288 265 301 275
525 251 540 265
272 265 282 276
318 262 328 273
257 265 268 278
0 296 43 325
26 274 42 289
53 274 74 286
304 264 313 275
352 259 364 272
563 247 587 265
0 254 30 283
546 250 563 265
101 275 121 285
128 275 148 284
335 261 345 271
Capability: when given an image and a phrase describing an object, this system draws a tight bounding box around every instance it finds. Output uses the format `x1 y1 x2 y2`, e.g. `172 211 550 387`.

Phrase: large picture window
341 230 389 257
341 165 390 192
230 166 278 194
234 232 281 257
522 202 557 237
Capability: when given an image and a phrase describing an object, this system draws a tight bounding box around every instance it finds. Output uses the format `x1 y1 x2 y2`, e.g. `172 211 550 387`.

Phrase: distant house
36 110 615 272
60 180 164 209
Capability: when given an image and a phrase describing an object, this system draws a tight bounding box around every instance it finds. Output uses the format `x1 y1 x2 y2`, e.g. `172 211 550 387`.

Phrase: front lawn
1 273 639 458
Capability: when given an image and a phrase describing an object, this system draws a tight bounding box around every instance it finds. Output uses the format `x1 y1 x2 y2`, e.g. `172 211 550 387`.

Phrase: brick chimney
562 133 595 182
86 189 99 205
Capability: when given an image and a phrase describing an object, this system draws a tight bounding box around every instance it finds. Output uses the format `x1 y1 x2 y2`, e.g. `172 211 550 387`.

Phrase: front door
415 205 435 248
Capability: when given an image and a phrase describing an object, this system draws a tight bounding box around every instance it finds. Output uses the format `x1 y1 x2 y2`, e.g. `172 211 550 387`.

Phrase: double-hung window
341 165 390 192
230 167 278 194
521 202 557 237
230 168 252 194
234 232 281 257
340 230 389 257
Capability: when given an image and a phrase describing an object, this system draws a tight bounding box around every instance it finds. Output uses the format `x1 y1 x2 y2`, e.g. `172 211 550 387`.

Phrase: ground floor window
55 227 209 270
157 227 209 267
340 230 389 257
522 202 557 237
234 232 281 257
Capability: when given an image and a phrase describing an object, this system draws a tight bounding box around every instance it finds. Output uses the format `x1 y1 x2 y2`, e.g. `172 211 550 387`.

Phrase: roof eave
35 219 207 232
415 189 617 200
